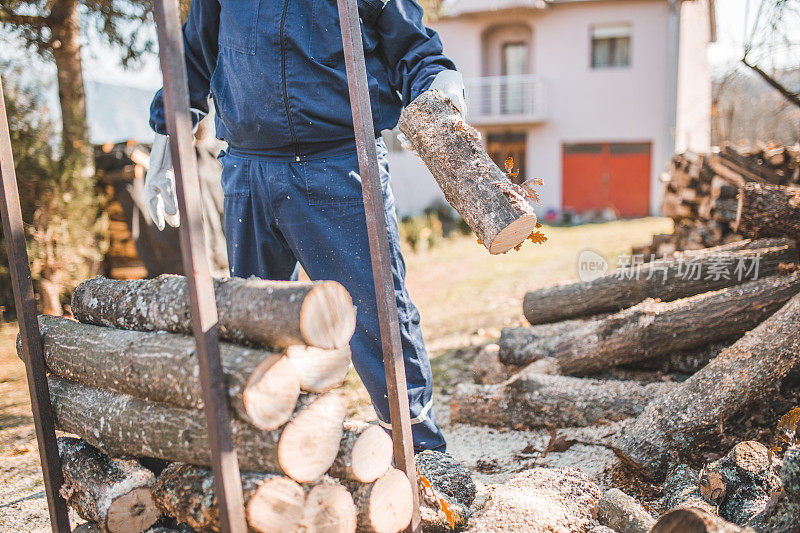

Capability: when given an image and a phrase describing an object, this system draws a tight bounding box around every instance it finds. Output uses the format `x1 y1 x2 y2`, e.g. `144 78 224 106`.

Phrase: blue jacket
150 0 456 156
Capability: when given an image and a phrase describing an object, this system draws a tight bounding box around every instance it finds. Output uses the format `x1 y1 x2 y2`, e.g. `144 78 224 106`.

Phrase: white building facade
387 0 715 217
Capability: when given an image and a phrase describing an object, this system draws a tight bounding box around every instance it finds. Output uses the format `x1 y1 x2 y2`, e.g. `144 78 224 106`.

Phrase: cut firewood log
58 437 160 533
662 464 718 515
520 238 796 325
735 183 800 242
48 377 344 482
503 272 800 373
633 340 734 374
471 344 515 385
499 315 601 366
345 468 414 533
397 90 540 254
597 488 656 533
652 508 755 533
415 450 475 533
450 372 675 429
699 441 781 526
153 463 306 533
300 475 357 533
467 467 602 533
330 421 394 484
286 344 351 393
748 445 800 533
71 275 357 349
612 291 800 481
33 315 300 431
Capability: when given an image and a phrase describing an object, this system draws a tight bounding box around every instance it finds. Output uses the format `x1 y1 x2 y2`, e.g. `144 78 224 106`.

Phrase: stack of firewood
638 144 800 257
32 275 419 533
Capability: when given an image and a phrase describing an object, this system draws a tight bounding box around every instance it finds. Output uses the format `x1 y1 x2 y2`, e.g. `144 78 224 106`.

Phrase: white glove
399 70 467 156
145 133 180 231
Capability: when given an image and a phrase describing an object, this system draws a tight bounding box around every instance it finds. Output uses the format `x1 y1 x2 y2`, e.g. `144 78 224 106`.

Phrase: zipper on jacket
280 0 301 161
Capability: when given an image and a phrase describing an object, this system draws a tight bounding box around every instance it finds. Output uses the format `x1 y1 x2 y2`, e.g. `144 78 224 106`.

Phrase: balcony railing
464 74 547 125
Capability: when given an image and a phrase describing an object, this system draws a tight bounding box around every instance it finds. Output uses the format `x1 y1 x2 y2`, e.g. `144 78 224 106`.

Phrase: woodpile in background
30 274 421 533
638 144 800 257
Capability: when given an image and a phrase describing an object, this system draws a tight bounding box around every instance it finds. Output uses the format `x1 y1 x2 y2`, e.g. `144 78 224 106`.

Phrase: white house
387 0 715 217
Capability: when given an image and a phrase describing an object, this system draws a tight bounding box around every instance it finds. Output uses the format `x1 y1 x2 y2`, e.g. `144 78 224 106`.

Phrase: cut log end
286 344 352 393
246 477 306 533
651 508 748 533
301 281 357 349
302 481 357 533
350 425 393 484
243 355 301 430
359 469 414 533
488 213 539 254
106 488 160 533
279 393 347 482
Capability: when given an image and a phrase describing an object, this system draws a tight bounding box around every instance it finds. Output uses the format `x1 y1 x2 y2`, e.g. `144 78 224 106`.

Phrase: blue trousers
220 140 446 452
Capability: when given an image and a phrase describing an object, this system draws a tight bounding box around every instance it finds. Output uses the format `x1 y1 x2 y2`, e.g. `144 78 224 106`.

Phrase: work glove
145 133 180 231
399 70 467 156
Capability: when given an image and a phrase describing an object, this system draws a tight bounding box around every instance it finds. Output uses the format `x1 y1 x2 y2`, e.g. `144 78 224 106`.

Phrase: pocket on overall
303 153 365 206
219 0 261 55
220 155 251 198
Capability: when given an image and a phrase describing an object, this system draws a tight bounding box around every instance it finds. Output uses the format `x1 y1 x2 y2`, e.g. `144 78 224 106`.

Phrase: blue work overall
149 0 455 451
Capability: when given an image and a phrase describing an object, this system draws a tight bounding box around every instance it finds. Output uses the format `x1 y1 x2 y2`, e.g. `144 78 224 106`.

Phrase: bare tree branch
741 56 800 110
0 8 48 28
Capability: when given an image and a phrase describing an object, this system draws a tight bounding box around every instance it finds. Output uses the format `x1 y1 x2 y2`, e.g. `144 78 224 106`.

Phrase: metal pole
0 76 71 532
335 1 421 531
151 1 248 531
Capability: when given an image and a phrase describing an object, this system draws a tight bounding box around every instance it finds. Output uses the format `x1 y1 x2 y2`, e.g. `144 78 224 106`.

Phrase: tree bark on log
34 315 300 430
345 469 414 533
521 238 796 325
502 272 800 374
397 90 540 254
450 372 676 429
662 464 719 516
330 422 393 484
597 488 656 533
71 275 357 349
735 183 800 242
285 344 351 393
58 437 160 533
612 292 800 481
748 446 800 533
471 344 515 385
301 476 357 533
699 441 780 525
152 463 306 533
415 451 475 533
652 508 754 533
48 377 343 482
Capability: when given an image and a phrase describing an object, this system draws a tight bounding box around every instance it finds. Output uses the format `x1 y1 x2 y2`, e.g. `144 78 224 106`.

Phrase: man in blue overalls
145 0 466 452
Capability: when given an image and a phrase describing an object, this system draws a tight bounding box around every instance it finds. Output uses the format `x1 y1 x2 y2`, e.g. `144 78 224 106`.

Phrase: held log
450 372 676 429
345 469 414 533
48 377 343 482
397 90 539 254
71 275 357 349
735 183 800 242
521 238 796 325
301 476 358 533
612 292 800 481
501 272 800 373
33 315 301 430
153 463 306 533
58 437 160 533
286 344 352 393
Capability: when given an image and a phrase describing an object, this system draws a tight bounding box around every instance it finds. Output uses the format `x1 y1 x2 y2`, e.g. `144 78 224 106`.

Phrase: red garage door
562 142 651 217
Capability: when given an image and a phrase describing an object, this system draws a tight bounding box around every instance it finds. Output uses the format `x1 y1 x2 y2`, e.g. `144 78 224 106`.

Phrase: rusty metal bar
152 1 248 531
0 76 71 532
335 1 421 531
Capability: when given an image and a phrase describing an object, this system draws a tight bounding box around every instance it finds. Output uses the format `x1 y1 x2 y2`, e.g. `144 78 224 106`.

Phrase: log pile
640 144 800 257
31 274 420 533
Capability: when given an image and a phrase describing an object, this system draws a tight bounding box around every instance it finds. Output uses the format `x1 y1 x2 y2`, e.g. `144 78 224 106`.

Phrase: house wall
676 0 712 153
387 0 711 217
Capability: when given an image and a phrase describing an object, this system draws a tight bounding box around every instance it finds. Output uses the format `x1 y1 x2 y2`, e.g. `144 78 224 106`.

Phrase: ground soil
1 218 679 531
